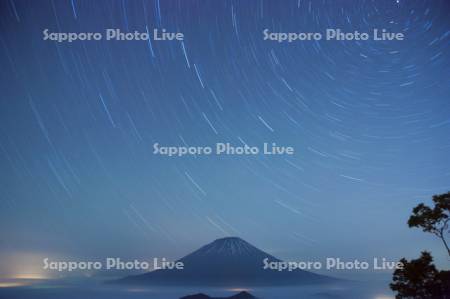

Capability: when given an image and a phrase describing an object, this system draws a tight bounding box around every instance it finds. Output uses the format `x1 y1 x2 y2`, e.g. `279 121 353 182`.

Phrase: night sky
0 0 449 280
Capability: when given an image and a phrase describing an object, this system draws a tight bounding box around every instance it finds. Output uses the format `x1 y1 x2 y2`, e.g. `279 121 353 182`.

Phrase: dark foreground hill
180 291 256 299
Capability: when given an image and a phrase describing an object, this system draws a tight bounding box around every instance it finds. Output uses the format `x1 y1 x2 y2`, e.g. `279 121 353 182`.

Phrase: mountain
180 291 257 299
117 237 334 286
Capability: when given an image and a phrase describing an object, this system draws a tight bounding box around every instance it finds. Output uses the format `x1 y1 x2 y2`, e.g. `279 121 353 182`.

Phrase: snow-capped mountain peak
197 237 260 256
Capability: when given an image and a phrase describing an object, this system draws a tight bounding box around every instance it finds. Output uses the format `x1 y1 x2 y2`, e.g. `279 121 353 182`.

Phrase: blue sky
0 0 449 280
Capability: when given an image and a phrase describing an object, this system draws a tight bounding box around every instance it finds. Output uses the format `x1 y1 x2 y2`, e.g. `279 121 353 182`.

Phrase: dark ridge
180 291 257 299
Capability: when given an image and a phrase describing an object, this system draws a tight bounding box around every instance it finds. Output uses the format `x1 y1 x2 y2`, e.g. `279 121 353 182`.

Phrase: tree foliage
408 192 450 256
390 192 450 299
390 252 449 299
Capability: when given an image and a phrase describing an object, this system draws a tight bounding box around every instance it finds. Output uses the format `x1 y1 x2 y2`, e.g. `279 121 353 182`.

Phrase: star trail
0 0 449 284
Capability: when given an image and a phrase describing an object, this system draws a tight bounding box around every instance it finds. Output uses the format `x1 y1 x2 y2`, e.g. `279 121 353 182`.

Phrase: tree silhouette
390 252 445 299
408 192 450 256
390 192 450 299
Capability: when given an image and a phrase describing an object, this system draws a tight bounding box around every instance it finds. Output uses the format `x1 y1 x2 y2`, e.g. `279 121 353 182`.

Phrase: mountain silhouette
118 237 334 286
180 291 257 299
